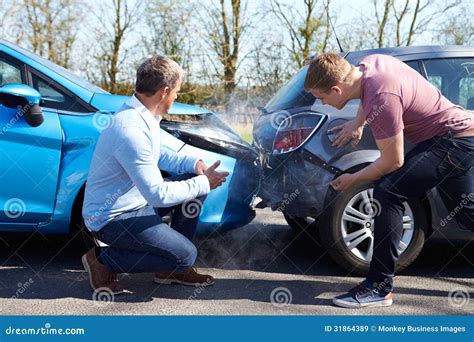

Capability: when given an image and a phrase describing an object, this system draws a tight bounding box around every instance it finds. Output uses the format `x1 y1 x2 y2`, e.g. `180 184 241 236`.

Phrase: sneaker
154 267 215 287
82 248 125 295
333 280 393 308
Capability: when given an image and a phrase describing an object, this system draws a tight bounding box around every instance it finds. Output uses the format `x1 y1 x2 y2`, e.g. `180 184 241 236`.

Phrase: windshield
4 41 108 94
264 65 316 113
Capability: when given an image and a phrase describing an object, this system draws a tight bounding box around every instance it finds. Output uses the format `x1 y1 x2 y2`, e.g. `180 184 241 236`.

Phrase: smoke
195 215 290 271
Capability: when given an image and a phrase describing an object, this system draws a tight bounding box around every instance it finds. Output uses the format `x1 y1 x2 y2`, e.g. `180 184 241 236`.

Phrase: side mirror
0 83 44 127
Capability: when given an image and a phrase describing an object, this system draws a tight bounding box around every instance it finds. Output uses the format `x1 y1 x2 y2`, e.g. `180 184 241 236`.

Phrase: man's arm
330 131 404 191
354 131 404 180
331 92 405 191
159 145 200 174
114 125 210 207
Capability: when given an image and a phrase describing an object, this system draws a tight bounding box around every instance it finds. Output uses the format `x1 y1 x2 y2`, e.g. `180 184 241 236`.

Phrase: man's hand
329 118 364 148
330 173 360 191
203 160 229 190
194 160 207 175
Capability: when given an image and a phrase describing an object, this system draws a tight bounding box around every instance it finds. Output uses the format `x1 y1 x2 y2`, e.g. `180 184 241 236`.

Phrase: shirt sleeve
364 92 404 140
112 124 210 207
159 145 200 174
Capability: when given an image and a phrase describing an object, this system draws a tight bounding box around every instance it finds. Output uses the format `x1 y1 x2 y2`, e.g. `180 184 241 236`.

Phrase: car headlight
161 112 257 161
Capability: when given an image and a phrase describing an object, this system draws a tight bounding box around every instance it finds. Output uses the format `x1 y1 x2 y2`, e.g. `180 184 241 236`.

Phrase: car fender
330 149 381 171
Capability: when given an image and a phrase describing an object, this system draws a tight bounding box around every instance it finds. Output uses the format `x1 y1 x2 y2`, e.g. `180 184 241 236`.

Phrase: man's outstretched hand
202 160 229 190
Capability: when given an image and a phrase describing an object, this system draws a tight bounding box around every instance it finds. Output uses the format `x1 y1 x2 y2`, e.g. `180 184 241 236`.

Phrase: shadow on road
0 222 472 305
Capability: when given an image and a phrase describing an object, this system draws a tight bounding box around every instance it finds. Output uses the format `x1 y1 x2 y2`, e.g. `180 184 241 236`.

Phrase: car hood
90 93 210 115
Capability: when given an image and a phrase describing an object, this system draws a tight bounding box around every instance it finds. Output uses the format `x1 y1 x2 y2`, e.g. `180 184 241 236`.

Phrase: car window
264 66 316 113
405 60 421 73
0 59 21 86
264 59 423 113
423 58 474 109
31 72 90 113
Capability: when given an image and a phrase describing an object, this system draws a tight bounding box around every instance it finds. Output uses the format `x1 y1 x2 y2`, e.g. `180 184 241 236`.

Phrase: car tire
79 217 100 251
283 213 319 234
319 182 427 276
70 188 99 252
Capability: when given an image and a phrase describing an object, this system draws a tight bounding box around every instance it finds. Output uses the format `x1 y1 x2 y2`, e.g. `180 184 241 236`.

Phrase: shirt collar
126 94 162 130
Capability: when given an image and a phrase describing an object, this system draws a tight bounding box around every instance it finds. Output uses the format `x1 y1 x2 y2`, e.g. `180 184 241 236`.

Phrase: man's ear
331 85 343 95
155 87 169 100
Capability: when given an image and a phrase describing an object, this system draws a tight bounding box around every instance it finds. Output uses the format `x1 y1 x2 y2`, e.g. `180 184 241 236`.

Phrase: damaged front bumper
161 113 261 232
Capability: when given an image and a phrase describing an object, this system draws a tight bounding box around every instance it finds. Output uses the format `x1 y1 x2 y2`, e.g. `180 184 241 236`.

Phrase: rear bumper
258 150 336 217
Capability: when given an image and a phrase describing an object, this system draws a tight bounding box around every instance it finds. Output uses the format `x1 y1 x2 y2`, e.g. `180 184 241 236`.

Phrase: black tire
319 182 427 276
283 213 319 233
70 187 99 252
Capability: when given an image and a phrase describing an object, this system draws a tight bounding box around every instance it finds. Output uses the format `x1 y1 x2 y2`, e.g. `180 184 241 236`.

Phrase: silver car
253 45 474 275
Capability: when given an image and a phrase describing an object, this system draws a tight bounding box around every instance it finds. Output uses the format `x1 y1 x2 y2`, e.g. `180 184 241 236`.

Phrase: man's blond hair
304 52 352 92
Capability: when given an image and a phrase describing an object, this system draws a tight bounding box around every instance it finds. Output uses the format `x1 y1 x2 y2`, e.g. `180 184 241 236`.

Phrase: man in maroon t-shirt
304 52 474 308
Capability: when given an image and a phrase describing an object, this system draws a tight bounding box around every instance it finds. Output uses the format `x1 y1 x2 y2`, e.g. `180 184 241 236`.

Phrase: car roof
344 45 474 63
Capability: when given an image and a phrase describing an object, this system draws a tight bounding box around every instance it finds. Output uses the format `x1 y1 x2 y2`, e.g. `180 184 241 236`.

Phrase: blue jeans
94 175 206 274
368 135 474 293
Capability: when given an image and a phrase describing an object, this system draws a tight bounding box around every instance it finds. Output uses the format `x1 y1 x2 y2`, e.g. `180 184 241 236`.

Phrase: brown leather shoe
154 267 215 287
82 248 124 294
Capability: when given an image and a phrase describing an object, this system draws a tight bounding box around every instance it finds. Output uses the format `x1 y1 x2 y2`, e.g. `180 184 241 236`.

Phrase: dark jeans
94 174 206 274
367 135 474 293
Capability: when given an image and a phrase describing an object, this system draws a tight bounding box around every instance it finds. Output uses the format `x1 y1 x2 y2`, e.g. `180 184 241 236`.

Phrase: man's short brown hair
304 52 352 92
135 55 184 97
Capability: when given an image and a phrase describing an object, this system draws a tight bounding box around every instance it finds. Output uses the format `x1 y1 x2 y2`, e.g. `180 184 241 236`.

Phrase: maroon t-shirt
359 54 473 144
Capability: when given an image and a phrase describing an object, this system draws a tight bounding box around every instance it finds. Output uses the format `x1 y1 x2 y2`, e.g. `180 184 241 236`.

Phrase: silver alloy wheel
340 188 415 262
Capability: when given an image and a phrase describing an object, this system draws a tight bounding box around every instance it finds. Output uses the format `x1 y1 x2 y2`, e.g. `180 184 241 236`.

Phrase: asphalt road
0 208 472 315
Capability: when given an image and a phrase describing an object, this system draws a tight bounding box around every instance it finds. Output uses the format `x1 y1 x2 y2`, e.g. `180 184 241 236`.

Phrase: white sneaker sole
333 298 393 308
81 254 96 290
153 277 215 287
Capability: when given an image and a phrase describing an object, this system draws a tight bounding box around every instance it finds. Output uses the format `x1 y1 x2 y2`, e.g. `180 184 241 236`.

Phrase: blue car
0 40 260 239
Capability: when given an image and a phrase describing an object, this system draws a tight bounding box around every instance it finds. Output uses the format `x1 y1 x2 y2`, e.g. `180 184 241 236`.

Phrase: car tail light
273 127 314 153
272 112 325 154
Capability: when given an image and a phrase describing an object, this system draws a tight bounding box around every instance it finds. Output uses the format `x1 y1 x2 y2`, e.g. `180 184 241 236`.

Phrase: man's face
160 79 182 114
310 86 349 110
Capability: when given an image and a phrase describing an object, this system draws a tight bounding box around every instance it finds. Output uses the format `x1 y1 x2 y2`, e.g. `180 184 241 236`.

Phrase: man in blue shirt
82 55 228 294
